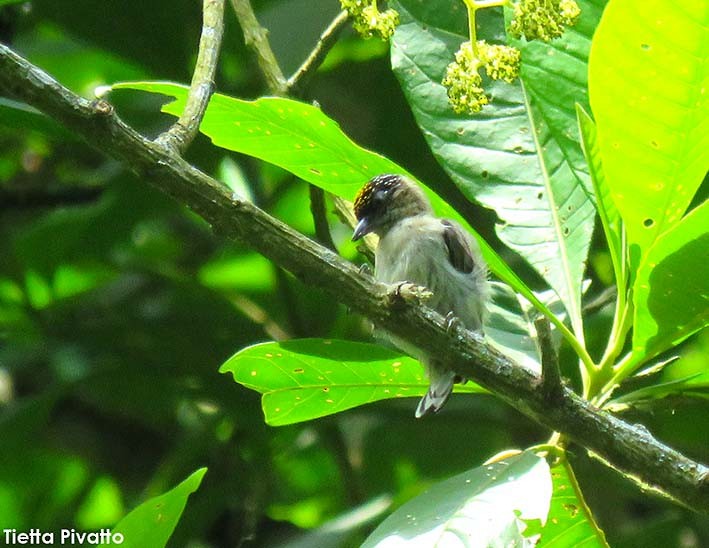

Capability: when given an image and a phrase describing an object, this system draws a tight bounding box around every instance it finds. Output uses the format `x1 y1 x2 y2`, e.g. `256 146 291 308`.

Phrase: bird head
352 174 432 240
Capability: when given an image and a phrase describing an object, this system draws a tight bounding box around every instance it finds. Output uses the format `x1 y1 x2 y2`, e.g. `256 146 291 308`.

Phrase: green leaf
361 450 552 547
109 82 434 215
632 201 709 363
219 339 484 426
610 371 709 406
537 456 608 547
486 281 577 372
112 468 206 548
588 0 709 265
110 81 568 351
390 0 599 338
279 495 392 548
198 252 276 293
577 105 625 294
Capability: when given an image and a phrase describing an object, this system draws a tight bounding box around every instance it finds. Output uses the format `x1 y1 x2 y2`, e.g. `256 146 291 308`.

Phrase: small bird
352 174 488 417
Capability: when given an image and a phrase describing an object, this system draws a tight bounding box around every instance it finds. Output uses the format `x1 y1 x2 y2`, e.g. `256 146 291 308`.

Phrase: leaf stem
462 0 479 55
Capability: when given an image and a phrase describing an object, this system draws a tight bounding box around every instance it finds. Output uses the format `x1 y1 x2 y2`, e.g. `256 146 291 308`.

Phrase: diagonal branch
156 0 225 153
286 10 350 95
0 43 708 513
229 0 287 95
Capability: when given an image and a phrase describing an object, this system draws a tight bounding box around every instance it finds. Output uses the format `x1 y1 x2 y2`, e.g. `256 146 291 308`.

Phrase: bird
352 174 488 417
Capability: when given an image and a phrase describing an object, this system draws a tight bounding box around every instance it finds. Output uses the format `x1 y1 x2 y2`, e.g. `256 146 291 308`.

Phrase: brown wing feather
441 219 475 274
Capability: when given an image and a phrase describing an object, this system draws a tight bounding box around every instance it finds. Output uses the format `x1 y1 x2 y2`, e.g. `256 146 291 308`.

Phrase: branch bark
156 0 224 153
534 316 563 401
1 43 708 513
229 0 287 95
286 10 350 95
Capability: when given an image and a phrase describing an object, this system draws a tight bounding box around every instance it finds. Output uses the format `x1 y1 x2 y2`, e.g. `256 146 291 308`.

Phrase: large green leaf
111 81 578 353
389 0 599 338
588 0 709 265
219 339 485 426
361 450 552 547
632 201 709 363
536 456 608 547
486 281 578 372
112 468 206 548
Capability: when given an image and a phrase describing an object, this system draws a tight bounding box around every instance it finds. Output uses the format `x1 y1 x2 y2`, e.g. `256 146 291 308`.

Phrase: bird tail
415 368 457 418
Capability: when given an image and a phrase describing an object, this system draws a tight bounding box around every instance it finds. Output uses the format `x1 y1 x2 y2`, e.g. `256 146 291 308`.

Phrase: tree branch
156 0 224 153
229 0 287 95
1 43 708 513
286 10 350 95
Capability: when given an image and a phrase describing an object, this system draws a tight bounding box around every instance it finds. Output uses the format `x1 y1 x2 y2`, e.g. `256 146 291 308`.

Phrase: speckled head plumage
352 174 432 240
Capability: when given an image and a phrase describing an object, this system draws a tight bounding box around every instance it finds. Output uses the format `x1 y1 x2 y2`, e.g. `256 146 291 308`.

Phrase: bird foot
444 311 463 335
358 263 373 276
388 282 432 306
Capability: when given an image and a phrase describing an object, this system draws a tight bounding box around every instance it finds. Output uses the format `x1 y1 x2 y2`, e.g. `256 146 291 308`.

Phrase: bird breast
375 215 485 332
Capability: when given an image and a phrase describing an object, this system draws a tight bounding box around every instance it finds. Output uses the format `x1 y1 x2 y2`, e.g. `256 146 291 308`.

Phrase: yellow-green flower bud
442 41 489 114
477 41 521 83
341 0 399 41
508 0 581 42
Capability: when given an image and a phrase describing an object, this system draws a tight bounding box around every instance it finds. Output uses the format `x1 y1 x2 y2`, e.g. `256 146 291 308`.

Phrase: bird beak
352 217 372 241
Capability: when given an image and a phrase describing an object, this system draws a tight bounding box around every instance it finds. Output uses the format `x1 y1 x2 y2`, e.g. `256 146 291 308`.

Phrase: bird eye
373 189 389 202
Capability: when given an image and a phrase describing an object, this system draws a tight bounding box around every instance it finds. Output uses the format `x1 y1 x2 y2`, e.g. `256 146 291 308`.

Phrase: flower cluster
340 0 400 41
442 40 521 115
508 0 581 42
477 41 521 83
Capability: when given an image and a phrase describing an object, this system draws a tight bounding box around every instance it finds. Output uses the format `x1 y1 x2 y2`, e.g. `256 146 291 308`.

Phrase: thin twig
286 10 350 95
228 293 291 340
332 195 377 263
583 285 617 316
3 43 709 513
229 0 287 95
156 0 225 153
534 317 562 401
309 185 337 251
230 4 345 250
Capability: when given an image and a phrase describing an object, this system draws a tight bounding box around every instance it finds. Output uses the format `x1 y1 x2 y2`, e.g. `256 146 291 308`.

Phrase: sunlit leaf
588 0 709 266
632 201 709 364
577 105 625 293
536 456 608 547
112 468 206 548
361 450 552 547
219 339 485 426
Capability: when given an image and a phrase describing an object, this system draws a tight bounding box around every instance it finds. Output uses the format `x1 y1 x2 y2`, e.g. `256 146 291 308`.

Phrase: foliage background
0 0 707 546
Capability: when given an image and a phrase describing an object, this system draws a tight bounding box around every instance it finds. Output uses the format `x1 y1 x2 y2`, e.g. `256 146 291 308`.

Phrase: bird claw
444 311 462 335
389 282 432 306
358 263 373 276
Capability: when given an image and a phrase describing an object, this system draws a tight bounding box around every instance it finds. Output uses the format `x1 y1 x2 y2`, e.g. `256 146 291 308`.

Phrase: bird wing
441 219 475 274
